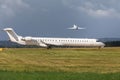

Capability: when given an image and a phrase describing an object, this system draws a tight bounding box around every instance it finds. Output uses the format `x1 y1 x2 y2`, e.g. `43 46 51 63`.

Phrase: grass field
0 47 120 80
0 71 120 80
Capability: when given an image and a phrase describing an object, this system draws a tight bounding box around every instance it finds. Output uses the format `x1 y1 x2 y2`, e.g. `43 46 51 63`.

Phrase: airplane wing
78 27 85 29
40 40 63 46
68 27 75 29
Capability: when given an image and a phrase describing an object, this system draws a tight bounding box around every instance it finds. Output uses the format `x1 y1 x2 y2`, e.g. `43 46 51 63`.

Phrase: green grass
0 47 120 80
0 71 120 80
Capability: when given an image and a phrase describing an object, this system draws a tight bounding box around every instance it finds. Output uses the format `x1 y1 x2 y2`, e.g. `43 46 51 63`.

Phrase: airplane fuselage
19 37 105 48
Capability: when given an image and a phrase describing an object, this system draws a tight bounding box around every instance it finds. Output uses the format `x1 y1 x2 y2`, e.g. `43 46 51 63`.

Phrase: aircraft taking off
68 24 85 30
4 28 105 49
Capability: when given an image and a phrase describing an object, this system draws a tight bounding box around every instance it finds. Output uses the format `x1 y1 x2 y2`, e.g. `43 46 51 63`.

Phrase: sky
0 0 120 40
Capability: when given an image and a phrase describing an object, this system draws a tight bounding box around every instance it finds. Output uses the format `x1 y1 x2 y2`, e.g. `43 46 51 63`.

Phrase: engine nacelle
21 36 32 41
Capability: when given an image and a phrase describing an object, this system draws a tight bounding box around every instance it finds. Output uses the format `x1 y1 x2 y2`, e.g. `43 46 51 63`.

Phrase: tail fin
4 28 19 42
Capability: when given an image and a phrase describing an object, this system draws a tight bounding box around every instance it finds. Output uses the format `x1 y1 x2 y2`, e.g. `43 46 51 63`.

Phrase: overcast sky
0 0 120 40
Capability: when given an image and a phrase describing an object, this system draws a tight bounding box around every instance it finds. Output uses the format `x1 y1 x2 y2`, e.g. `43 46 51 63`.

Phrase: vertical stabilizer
4 28 19 42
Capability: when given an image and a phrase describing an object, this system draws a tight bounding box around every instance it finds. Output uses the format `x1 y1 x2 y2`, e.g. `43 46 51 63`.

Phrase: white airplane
4 28 105 49
68 24 85 30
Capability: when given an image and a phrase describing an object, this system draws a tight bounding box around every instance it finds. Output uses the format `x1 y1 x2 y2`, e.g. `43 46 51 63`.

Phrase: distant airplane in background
4 28 105 49
68 24 85 30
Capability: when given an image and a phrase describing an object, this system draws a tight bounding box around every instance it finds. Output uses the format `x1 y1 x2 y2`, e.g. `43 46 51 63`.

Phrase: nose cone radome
99 42 105 48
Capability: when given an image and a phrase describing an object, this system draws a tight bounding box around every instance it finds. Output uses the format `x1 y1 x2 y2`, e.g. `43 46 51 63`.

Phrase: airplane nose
100 42 105 47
